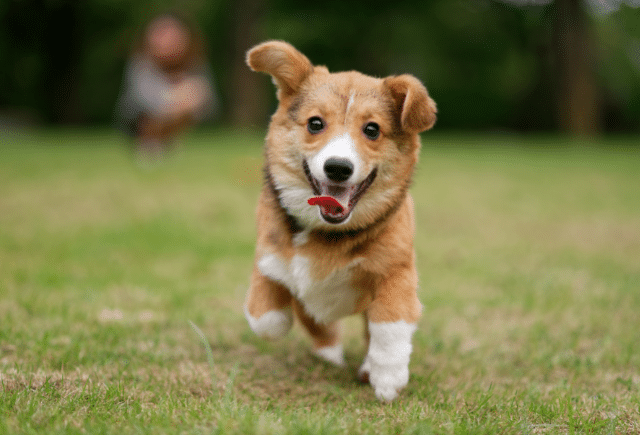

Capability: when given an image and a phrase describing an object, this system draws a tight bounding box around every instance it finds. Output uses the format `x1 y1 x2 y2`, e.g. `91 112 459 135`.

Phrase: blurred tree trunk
2 0 83 124
44 0 83 124
227 0 268 127
553 0 601 135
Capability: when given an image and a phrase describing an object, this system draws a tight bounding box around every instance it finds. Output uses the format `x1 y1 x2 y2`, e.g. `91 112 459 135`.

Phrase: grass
1 128 639 434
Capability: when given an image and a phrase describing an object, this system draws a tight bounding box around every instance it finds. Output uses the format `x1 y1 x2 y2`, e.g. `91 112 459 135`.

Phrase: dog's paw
313 343 346 367
244 306 293 340
359 352 409 401
364 320 417 402
368 362 409 402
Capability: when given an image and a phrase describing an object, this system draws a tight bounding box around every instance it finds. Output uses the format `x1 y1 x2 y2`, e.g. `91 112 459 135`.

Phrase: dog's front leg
361 320 417 402
360 266 421 402
244 265 293 340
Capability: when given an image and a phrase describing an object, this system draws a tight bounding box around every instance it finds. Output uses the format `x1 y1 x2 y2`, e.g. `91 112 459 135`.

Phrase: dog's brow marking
344 91 356 124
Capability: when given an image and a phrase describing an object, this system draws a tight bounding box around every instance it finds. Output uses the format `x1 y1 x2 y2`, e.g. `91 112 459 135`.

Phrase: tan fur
246 40 314 99
244 41 436 398
292 299 341 349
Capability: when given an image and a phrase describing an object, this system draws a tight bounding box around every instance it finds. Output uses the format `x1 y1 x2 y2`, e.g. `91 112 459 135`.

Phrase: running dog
243 41 436 401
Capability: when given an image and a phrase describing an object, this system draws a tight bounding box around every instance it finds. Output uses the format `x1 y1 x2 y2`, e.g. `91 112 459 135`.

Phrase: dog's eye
307 117 325 134
363 122 380 140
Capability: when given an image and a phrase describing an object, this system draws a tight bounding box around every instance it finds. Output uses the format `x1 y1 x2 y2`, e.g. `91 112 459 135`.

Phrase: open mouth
303 160 377 224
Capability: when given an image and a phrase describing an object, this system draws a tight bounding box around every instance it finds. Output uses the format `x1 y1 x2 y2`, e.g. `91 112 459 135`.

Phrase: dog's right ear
384 74 437 134
246 40 313 100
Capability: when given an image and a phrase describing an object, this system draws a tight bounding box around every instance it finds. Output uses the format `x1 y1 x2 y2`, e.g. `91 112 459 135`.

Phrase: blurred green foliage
0 0 639 133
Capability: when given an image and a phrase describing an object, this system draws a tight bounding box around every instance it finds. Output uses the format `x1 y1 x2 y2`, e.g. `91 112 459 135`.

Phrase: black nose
324 158 354 182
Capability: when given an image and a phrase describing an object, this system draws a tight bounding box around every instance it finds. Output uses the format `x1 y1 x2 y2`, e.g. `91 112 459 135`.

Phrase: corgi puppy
243 41 436 401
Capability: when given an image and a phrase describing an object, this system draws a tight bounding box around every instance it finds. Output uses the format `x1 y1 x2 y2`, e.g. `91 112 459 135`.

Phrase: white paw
365 320 417 402
244 306 293 340
369 362 409 402
313 343 346 367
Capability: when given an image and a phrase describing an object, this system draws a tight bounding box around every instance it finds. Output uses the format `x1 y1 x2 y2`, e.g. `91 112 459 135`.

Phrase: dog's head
247 40 437 232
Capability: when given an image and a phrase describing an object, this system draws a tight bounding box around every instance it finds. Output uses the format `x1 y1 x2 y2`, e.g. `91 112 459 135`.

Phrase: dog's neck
263 167 305 234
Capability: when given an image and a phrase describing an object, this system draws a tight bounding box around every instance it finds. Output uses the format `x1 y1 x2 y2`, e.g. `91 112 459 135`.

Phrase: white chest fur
258 253 361 324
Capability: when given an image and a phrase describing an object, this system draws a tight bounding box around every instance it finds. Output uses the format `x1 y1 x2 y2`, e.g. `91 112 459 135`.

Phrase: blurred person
116 13 216 162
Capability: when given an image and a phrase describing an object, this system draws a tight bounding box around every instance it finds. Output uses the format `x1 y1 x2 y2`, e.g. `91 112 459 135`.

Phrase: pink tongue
307 196 344 214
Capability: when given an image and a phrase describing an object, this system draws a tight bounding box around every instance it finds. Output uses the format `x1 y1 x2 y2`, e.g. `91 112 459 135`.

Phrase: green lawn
1 129 639 434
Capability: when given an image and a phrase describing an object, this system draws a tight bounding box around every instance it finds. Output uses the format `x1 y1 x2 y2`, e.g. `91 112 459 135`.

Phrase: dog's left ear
384 75 437 133
246 40 314 100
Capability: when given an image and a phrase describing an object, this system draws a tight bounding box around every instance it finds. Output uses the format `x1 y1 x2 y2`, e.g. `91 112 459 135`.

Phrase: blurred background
1 0 640 136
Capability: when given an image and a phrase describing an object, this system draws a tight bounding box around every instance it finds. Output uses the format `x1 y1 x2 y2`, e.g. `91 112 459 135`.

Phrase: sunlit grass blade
189 320 217 388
